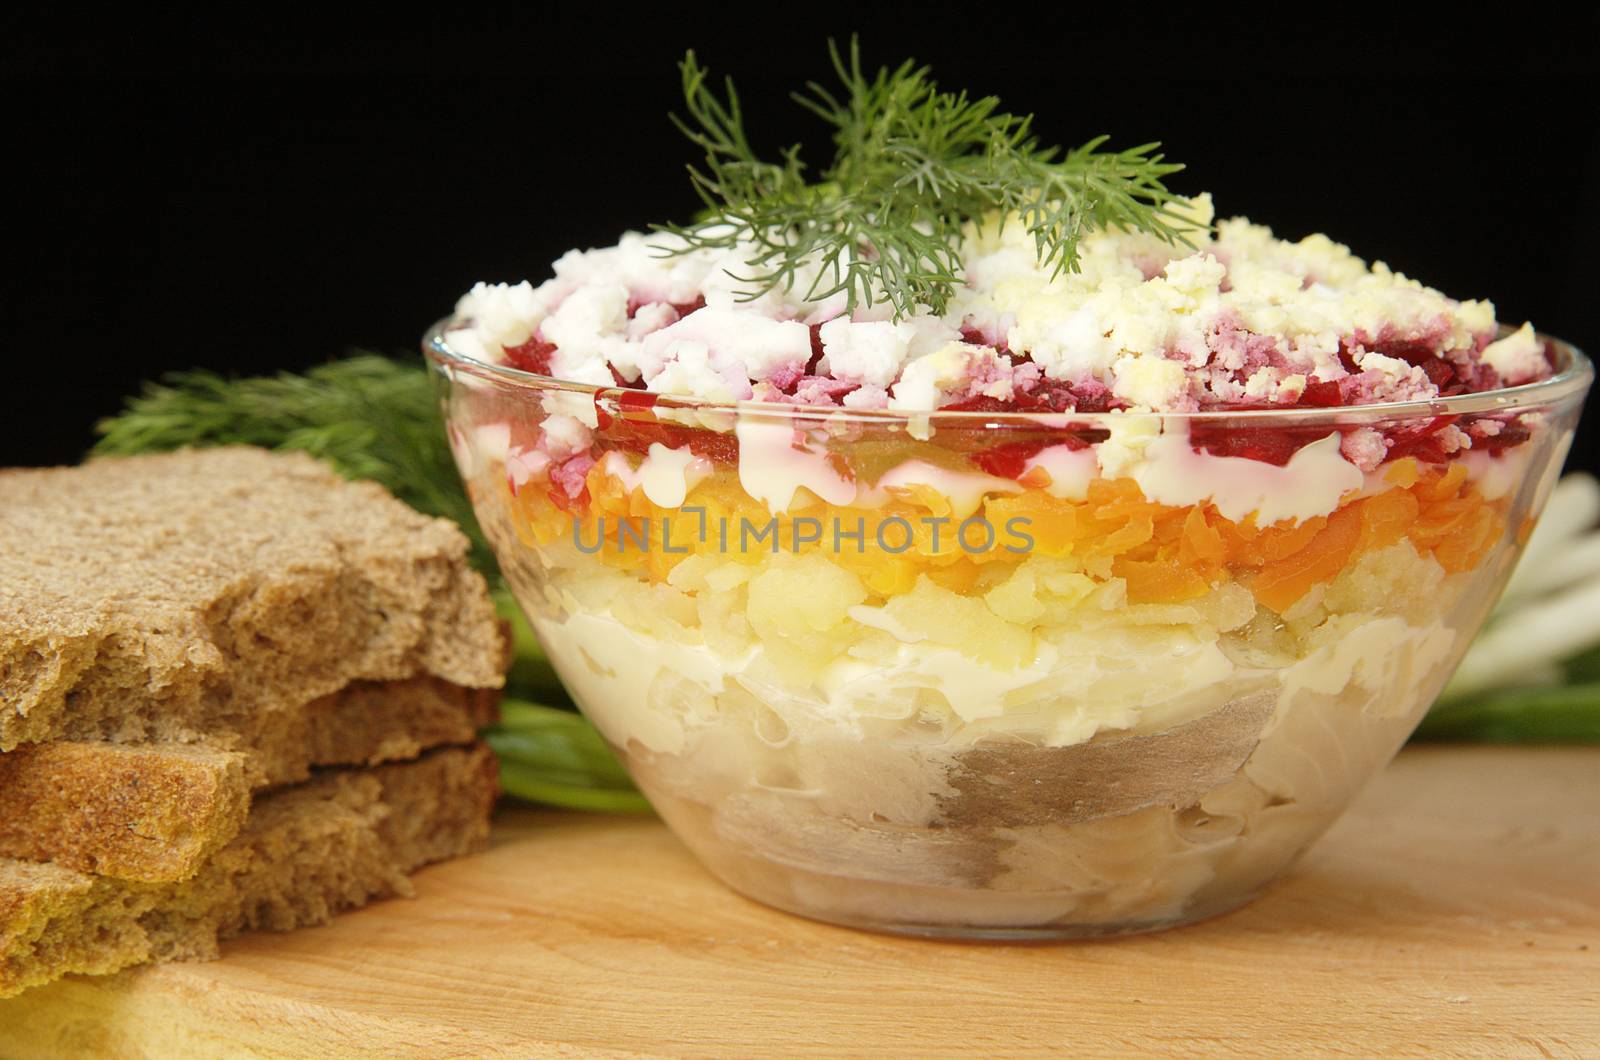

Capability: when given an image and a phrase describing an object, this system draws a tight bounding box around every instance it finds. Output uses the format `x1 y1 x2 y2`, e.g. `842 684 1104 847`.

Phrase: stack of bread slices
0 448 507 997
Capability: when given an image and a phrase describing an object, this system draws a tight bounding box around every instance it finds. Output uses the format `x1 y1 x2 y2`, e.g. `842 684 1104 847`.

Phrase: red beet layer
493 309 1545 491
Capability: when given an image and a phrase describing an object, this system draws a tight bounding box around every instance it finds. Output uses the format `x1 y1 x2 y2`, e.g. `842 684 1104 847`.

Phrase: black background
5 10 1597 471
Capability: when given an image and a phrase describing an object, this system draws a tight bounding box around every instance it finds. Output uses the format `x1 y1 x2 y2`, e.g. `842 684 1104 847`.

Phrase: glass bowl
427 321 1591 938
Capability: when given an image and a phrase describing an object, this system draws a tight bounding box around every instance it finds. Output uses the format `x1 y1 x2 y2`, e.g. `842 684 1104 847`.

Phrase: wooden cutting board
2 746 1596 1058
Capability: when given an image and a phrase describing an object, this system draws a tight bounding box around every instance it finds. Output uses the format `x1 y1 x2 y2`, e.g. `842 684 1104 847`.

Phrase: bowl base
636 787 1286 947
721 877 1268 941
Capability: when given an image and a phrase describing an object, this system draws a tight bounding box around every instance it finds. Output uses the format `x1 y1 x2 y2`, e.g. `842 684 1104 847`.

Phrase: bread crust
0 745 499 998
0 677 499 882
0 448 505 752
0 448 508 994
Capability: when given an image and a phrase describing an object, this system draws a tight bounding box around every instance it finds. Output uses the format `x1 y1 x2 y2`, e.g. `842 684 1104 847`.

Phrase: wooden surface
2 746 1596 1058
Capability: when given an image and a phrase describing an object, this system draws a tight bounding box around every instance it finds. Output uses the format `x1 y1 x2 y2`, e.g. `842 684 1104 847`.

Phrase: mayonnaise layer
530 591 1452 761
579 411 1375 525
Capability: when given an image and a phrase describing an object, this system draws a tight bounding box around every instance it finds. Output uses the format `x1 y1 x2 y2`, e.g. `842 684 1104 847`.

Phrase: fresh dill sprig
658 37 1192 319
92 355 495 576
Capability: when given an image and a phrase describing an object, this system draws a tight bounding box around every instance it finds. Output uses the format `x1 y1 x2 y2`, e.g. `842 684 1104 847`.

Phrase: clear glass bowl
427 321 1591 938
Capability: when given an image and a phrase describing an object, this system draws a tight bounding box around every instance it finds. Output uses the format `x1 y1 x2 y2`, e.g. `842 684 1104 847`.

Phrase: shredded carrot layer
504 456 1504 613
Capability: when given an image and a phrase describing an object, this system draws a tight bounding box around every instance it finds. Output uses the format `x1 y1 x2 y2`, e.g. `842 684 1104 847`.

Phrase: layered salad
432 45 1583 934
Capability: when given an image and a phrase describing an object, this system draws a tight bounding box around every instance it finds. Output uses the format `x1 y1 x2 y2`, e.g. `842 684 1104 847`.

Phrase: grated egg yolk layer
504 456 1504 614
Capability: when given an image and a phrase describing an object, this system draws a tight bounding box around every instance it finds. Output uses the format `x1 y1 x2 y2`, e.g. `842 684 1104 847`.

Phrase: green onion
484 699 651 814
1415 682 1600 743
495 761 654 814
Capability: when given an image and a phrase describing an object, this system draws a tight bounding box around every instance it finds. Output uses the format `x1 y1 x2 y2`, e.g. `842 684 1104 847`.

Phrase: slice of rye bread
0 743 499 998
0 676 499 882
0 447 505 753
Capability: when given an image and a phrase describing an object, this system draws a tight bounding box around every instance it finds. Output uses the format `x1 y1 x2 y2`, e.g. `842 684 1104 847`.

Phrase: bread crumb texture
0 676 498 882
0 744 498 998
0 448 505 751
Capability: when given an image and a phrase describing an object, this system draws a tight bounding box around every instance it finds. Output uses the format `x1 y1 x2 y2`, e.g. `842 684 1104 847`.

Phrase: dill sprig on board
91 355 494 576
658 38 1192 318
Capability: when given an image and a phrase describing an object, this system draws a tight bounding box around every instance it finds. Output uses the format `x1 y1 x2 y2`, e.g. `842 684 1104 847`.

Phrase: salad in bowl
427 43 1590 936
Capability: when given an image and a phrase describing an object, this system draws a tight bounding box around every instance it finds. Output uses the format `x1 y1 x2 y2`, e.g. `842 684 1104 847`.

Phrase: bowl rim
423 318 1593 426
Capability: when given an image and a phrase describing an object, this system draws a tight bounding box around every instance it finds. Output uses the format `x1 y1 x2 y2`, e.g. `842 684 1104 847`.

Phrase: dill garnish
659 37 1192 319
